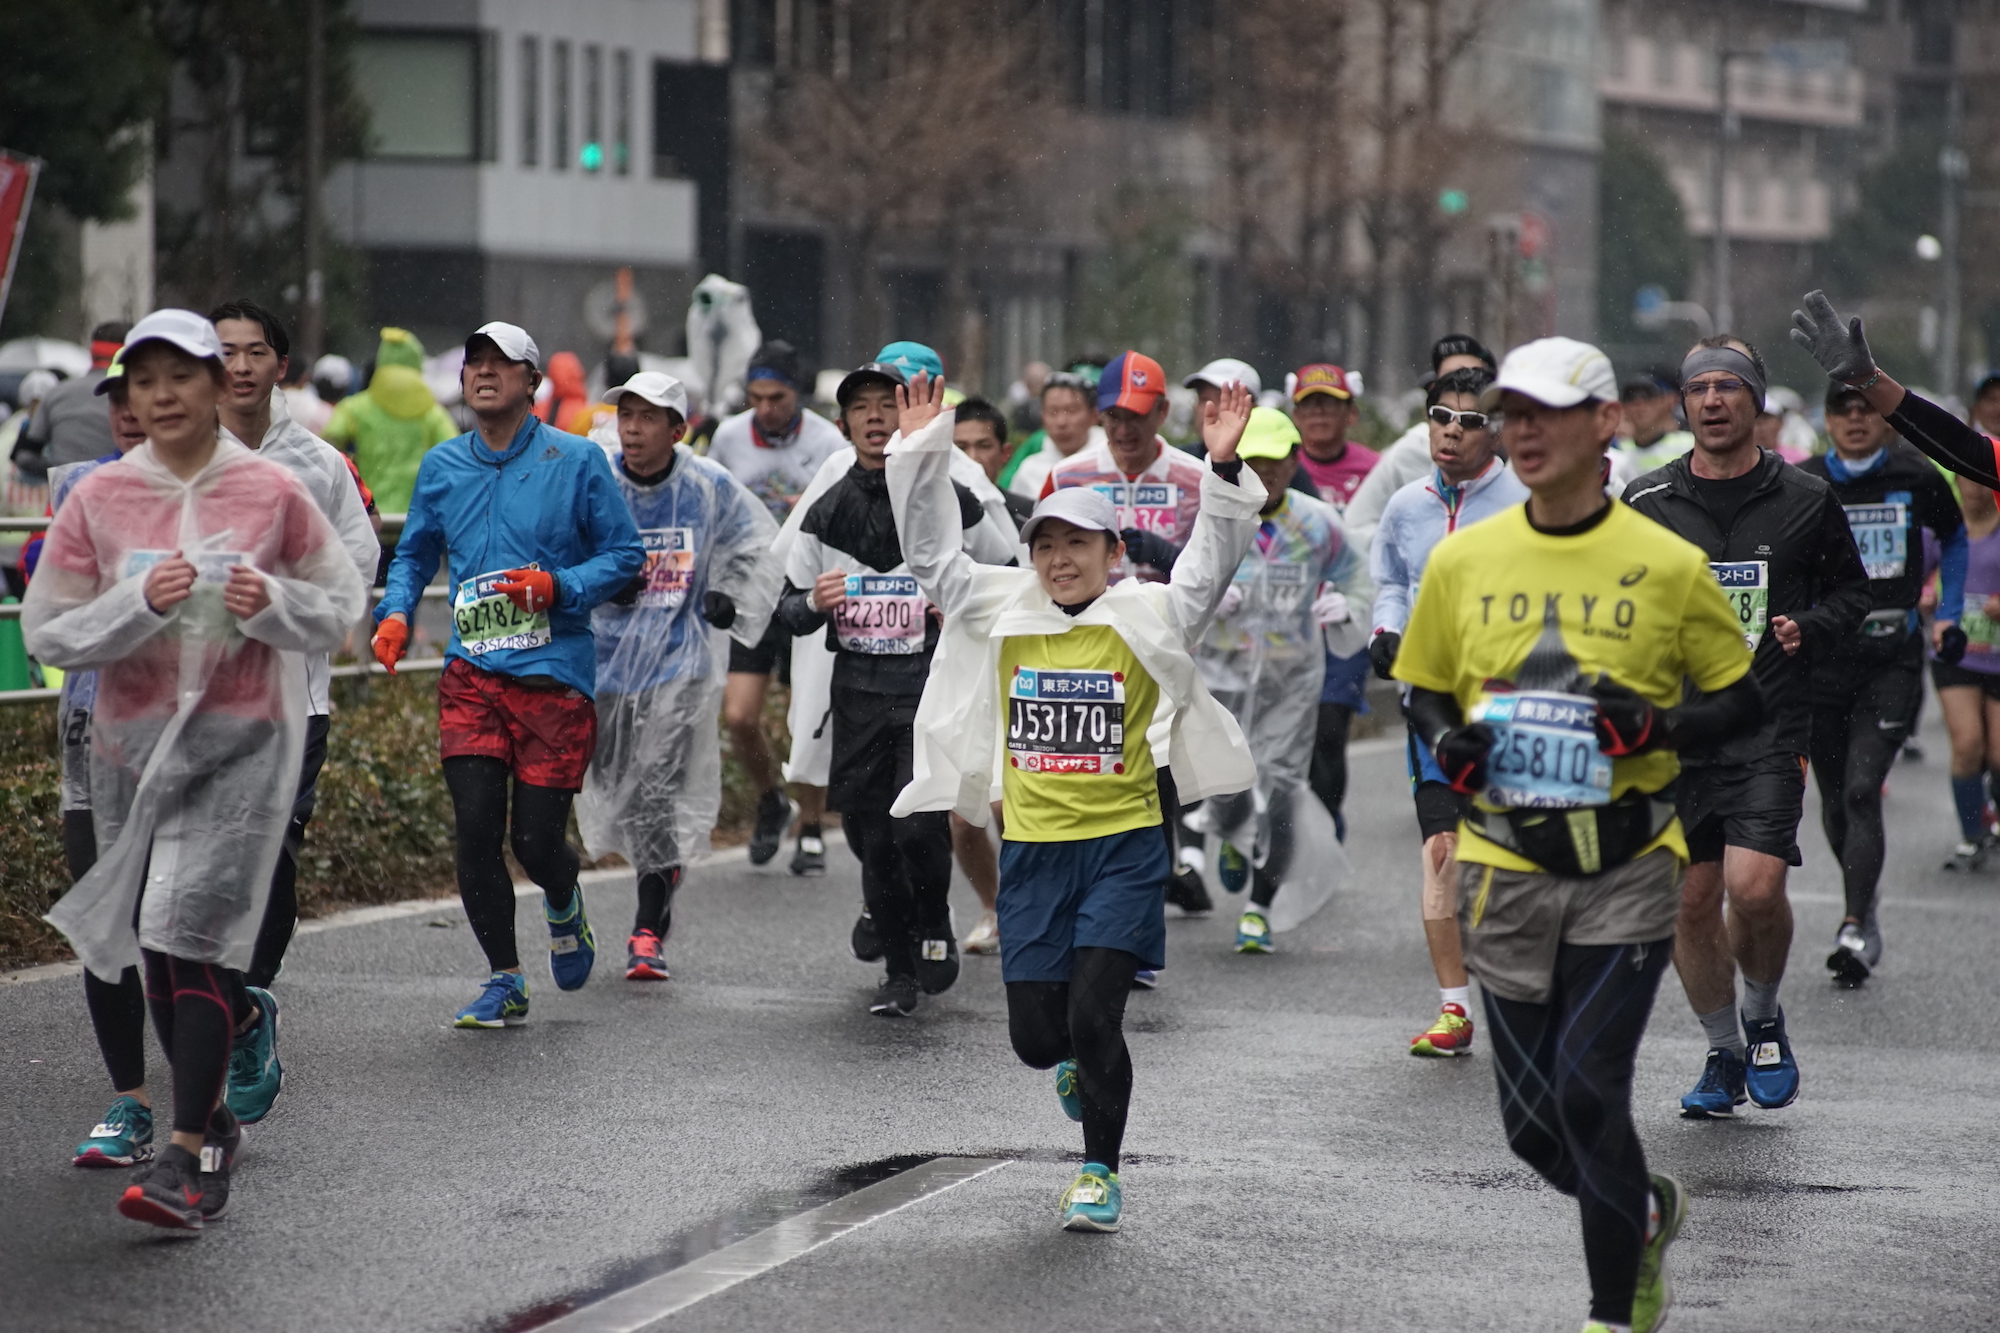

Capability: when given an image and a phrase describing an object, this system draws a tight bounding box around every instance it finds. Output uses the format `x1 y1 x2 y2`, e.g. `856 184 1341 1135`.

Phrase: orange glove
372 614 409 674
495 568 557 614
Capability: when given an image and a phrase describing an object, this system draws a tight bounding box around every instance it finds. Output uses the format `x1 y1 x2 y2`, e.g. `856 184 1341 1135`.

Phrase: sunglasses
1682 377 1751 398
1427 405 1492 430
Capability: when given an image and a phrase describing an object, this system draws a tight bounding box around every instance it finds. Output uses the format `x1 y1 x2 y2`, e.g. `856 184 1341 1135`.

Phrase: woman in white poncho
23 310 365 1233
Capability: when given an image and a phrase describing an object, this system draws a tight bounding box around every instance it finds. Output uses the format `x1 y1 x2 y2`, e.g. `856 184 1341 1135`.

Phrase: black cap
1974 371 2000 399
1430 332 1495 372
1620 373 1670 400
748 339 802 390
835 361 907 409
1825 380 1873 412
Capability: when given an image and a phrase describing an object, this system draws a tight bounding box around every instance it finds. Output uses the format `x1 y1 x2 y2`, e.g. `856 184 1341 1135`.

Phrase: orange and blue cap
1097 350 1166 413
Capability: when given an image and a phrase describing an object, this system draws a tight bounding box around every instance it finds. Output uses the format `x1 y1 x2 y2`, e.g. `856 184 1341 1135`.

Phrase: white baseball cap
1480 337 1617 412
603 370 689 420
121 309 224 364
1020 485 1122 545
465 321 541 370
1184 357 1263 397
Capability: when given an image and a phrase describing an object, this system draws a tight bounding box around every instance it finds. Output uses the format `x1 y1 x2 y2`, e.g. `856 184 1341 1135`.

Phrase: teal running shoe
225 987 283 1124
1054 1058 1084 1122
1630 1171 1686 1333
546 888 596 991
1235 909 1274 954
73 1094 154 1168
1059 1162 1122 1232
454 971 530 1028
1216 841 1249 893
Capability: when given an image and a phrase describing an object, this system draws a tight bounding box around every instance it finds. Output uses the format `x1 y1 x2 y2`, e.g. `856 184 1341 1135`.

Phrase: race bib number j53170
638 528 695 609
1843 503 1908 580
454 564 552 655
1709 560 1768 651
1007 667 1127 775
833 574 927 654
1471 690 1613 810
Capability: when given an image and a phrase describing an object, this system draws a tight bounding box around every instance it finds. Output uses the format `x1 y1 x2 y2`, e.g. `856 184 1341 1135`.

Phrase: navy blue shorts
997 825 1171 981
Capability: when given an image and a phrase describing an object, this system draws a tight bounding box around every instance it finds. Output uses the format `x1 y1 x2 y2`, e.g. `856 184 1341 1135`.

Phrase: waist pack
1466 782 1678 877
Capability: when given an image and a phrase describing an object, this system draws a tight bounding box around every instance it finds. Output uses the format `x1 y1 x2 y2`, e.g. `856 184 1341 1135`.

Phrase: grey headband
1680 346 1766 405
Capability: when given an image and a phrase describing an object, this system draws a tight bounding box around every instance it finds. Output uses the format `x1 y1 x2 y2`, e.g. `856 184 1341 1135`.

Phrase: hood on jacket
376 327 425 372
366 363 441 421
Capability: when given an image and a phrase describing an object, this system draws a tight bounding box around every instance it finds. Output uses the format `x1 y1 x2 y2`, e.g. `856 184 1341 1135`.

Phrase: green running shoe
225 987 283 1124
1059 1162 1122 1232
1631 1171 1686 1333
73 1094 154 1168
1216 841 1249 893
1235 910 1273 954
1053 1058 1083 1122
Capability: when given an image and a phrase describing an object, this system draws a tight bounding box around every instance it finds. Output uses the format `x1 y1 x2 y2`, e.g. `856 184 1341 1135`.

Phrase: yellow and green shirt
998 624 1161 842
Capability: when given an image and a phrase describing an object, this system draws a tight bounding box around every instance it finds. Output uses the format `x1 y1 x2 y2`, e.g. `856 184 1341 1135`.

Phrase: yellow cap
1236 406 1301 460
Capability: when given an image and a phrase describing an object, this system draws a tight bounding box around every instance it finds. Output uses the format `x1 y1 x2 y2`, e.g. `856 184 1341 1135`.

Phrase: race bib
1007 667 1127 775
1090 481 1179 538
1860 608 1909 640
637 528 695 610
1963 594 2000 657
454 564 552 655
1710 561 1768 651
833 574 927 654
122 549 249 583
1471 690 1613 810
124 549 249 639
1844 503 1908 580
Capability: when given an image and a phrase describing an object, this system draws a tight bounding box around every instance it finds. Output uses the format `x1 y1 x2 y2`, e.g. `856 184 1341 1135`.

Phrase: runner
773 361 974 1016
577 371 780 981
1623 335 1870 1118
1395 335 1759 1333
1343 335 1497 556
1798 381 1965 986
321 327 459 513
1367 364 1528 1056
706 340 845 872
1005 366 1104 501
1614 374 1694 472
1193 407 1361 954
373 321 645 1028
887 371 1260 1232
955 394 1034 529
26 308 367 1230
1929 471 2000 870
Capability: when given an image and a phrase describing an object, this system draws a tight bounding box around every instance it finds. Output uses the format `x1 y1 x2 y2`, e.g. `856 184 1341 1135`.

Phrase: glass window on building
615 49 632 176
355 32 479 159
583 44 604 171
521 36 540 167
553 40 572 170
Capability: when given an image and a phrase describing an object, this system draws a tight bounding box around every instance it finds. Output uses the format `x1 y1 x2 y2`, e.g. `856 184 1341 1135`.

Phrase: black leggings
246 713 331 989
141 949 246 1136
1809 665 1922 922
1308 702 1354 835
634 867 683 937
1006 946 1142 1171
842 810 952 975
1484 939 1673 1327
443 757 580 972
1202 784 1298 910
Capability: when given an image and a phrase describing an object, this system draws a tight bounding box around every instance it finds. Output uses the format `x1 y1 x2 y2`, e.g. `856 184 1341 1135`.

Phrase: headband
746 364 797 390
1680 346 1766 405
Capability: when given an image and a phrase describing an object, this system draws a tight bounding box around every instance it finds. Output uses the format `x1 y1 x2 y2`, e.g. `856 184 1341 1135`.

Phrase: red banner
0 150 43 327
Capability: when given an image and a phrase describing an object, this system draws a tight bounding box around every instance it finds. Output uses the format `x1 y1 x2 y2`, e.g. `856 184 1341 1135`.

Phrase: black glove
1119 527 1179 574
1939 623 1969 666
1435 723 1495 796
1791 290 1877 385
1368 630 1402 681
610 574 645 606
1586 674 1660 756
701 590 737 629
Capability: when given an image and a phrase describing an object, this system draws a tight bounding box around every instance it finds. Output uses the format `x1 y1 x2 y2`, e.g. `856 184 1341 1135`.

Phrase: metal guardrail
0 513 411 534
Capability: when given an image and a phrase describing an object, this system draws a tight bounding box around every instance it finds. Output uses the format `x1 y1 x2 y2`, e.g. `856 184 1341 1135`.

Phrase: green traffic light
1438 188 1469 216
580 141 604 171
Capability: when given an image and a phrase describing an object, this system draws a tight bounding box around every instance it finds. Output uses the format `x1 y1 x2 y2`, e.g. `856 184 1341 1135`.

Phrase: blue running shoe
1216 841 1249 894
1060 1163 1122 1232
1130 969 1159 990
1742 1008 1800 1108
454 971 530 1028
546 888 596 991
225 987 283 1124
1678 1046 1747 1118
74 1094 154 1168
1054 1058 1084 1122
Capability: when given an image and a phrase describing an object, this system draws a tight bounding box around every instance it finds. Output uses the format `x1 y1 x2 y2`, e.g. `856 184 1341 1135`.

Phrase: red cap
1097 350 1166 414
1293 363 1354 402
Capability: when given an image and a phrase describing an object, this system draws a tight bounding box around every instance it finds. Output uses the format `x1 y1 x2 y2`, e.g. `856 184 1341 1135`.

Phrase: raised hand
1791 290 1876 385
1200 381 1253 462
897 370 948 435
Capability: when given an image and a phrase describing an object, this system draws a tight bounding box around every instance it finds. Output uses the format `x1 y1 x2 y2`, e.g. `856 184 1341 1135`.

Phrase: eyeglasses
1682 377 1750 399
1829 400 1874 418
1427 405 1492 430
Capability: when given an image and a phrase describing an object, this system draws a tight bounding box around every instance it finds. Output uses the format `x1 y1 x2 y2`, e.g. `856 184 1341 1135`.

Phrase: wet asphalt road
3 707 1997 1332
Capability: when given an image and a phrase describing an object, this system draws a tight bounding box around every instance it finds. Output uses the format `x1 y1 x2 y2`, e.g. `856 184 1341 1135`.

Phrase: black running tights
1006 946 1142 1171
246 713 331 989
842 810 952 976
1204 785 1297 910
1809 667 1921 922
444 757 579 972
634 867 684 937
1308 702 1354 833
141 950 245 1137
1484 939 1673 1327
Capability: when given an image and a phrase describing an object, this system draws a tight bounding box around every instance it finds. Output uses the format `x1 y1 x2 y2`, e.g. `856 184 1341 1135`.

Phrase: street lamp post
1939 78 1966 395
301 0 325 364
1711 49 1744 334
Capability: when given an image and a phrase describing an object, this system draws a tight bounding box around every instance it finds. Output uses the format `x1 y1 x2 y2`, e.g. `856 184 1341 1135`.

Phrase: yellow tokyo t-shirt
998 624 1162 842
1393 502 1752 871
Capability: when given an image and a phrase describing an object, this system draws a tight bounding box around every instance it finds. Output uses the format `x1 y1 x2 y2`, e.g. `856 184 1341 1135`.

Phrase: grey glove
1790 290 1877 385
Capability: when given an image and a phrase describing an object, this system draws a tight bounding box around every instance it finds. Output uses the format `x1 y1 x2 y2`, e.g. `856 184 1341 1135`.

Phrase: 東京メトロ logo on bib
1709 561 1768 651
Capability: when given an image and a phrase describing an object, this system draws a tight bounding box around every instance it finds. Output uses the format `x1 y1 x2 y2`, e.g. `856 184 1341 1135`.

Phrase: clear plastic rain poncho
579 447 781 874
24 437 367 978
1196 491 1361 931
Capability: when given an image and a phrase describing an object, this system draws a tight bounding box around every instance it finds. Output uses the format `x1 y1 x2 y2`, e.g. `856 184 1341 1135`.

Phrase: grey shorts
1457 847 1681 1004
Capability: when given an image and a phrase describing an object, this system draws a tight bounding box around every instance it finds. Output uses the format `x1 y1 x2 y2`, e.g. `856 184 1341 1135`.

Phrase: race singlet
1471 690 1613 810
1963 593 2000 659
454 563 552 655
123 549 250 639
832 574 927 654
1090 481 1179 538
637 528 695 610
1007 666 1127 775
1843 503 1908 580
1709 561 1768 651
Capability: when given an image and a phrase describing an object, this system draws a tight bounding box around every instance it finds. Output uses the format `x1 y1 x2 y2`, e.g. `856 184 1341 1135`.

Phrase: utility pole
1939 73 1966 395
1711 49 1739 334
301 0 326 364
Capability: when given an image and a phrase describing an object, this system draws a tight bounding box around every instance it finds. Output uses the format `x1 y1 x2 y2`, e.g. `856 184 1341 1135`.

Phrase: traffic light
1438 188 1469 216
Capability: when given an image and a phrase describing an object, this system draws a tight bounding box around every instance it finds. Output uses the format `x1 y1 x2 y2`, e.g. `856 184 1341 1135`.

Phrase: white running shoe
963 910 1000 955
